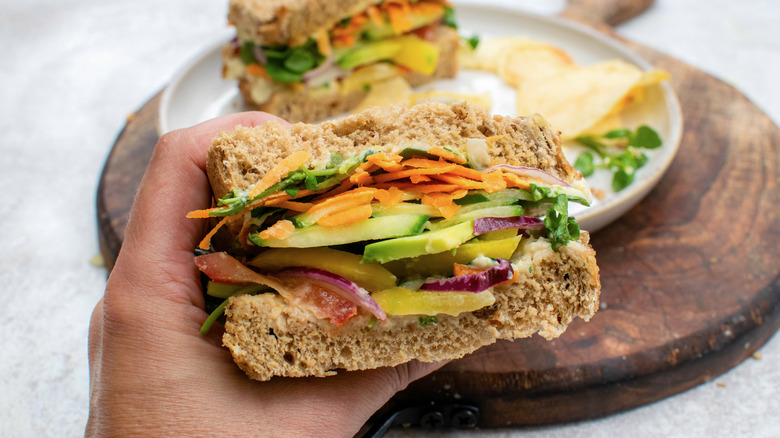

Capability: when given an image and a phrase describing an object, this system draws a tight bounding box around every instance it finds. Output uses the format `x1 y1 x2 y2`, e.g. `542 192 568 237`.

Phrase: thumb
114 112 289 306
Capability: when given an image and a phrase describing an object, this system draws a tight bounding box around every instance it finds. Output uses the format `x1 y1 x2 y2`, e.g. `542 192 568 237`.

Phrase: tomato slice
275 275 358 326
194 252 284 290
195 252 358 326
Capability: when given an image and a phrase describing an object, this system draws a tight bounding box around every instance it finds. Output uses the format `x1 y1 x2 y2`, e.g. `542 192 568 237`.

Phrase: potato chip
351 76 412 113
497 44 575 87
458 36 548 71
341 63 401 93
408 90 492 110
515 59 653 139
580 113 623 136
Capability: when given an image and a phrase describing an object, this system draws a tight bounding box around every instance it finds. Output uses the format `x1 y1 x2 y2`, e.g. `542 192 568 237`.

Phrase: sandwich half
190 102 600 381
222 0 460 122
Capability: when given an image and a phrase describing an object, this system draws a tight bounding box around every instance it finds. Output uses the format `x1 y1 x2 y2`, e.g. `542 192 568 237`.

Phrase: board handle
561 0 655 28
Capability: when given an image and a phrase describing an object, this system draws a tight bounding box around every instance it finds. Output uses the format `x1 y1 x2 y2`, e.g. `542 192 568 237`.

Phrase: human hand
87 112 445 437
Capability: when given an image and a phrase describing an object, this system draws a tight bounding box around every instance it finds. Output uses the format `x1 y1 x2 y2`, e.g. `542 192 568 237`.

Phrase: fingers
115 112 289 304
251 359 450 436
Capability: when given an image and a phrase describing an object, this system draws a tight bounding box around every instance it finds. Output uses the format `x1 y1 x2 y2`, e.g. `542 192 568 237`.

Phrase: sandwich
221 0 460 122
188 102 601 381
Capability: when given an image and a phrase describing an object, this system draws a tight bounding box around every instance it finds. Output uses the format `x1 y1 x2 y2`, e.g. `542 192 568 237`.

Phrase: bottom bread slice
222 233 600 381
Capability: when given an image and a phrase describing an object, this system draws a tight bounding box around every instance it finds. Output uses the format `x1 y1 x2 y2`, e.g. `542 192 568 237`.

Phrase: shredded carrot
367 152 403 163
243 191 291 212
454 263 484 277
410 174 432 184
496 268 520 286
366 152 404 172
438 203 461 220
308 188 376 213
258 220 295 240
317 204 373 227
366 5 384 26
483 170 508 193
401 158 455 169
431 174 486 189
266 200 313 212
358 161 379 172
428 147 467 165
374 186 404 206
197 216 229 250
186 206 222 219
312 179 355 202
248 151 311 199
372 182 460 193
331 34 356 48
385 3 407 33
447 165 485 181
422 189 468 208
349 169 374 186
246 63 269 78
371 164 457 183
409 1 444 15
503 173 532 190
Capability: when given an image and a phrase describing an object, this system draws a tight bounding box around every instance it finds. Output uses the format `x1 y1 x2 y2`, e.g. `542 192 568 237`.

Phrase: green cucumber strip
251 214 430 248
428 205 525 231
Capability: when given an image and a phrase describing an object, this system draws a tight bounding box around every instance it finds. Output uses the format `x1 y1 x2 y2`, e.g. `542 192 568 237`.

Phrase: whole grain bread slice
208 101 580 201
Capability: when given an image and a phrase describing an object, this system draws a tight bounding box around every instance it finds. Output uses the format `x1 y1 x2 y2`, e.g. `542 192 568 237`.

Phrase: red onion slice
251 46 267 65
485 164 572 188
277 268 387 320
302 52 335 82
473 216 544 235
420 258 513 293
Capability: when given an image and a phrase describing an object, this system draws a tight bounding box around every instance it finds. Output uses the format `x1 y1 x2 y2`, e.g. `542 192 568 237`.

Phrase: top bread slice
208 101 581 201
230 0 382 46
207 102 600 381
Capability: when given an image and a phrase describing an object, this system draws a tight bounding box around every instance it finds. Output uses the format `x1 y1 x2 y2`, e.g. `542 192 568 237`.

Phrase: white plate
158 3 682 233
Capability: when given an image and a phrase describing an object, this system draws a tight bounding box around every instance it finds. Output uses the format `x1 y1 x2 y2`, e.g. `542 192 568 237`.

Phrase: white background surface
1 1 778 436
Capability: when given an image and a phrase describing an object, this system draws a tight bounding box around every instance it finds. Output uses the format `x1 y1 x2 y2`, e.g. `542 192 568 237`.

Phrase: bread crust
229 0 382 46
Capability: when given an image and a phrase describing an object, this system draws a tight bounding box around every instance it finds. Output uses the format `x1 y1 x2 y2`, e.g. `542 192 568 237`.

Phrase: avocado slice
381 234 522 278
336 40 402 70
362 220 475 264
251 213 429 248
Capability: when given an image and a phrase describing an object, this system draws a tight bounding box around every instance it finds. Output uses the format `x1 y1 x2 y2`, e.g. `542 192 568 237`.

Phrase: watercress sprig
573 125 662 191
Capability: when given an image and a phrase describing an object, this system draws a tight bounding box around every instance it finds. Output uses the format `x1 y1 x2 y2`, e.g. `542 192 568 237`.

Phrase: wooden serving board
96 0 780 429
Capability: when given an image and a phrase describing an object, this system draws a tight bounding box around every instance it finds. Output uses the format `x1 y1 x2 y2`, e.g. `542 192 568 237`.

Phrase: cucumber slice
371 202 441 217
429 205 525 231
251 214 429 248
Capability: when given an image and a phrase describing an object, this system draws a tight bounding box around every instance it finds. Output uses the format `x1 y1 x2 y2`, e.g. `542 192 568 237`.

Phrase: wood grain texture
95 0 780 428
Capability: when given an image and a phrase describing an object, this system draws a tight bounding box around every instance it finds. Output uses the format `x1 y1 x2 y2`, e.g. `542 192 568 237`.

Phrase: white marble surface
1 1 778 436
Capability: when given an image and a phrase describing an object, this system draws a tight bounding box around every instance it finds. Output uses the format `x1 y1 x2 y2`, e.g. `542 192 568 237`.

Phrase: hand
87 113 445 437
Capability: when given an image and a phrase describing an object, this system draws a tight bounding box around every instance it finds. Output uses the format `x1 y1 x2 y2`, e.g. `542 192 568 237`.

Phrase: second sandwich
222 0 460 122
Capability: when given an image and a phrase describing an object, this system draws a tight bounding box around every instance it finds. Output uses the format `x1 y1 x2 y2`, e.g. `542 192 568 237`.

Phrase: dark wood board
96 0 780 429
